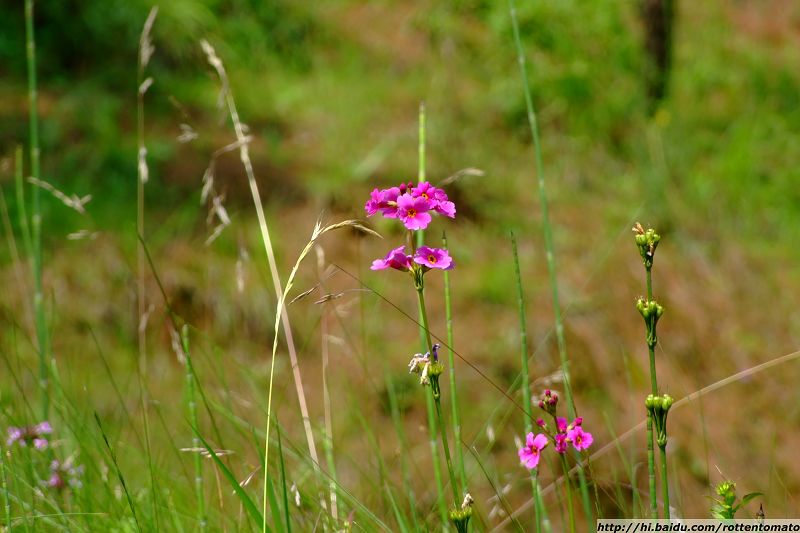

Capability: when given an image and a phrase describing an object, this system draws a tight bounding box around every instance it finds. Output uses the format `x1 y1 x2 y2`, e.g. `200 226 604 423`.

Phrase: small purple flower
556 417 569 434
6 421 52 449
567 426 593 451
413 247 454 270
396 194 432 230
536 418 546 428
554 433 569 454
371 246 412 271
518 432 548 470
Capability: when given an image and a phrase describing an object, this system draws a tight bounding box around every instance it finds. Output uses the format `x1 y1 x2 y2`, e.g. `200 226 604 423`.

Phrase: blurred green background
1 0 800 524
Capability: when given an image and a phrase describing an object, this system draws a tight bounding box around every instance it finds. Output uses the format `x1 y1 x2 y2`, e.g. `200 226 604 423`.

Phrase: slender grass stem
317 250 339 523
508 0 593 526
181 327 206 531
25 0 49 423
442 232 466 494
199 41 326 528
1 442 11 530
136 9 159 528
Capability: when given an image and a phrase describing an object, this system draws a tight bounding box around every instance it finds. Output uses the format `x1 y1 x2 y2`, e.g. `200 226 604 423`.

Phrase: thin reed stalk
511 234 549 533
199 40 328 528
507 1 593 526
316 247 339 523
259 219 377 532
181 327 206 530
25 0 49 422
136 9 159 528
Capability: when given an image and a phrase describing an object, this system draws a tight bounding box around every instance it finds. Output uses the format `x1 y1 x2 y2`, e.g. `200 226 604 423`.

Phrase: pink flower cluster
519 417 593 470
371 245 454 272
6 421 52 450
365 181 455 230
366 181 456 272
519 390 594 470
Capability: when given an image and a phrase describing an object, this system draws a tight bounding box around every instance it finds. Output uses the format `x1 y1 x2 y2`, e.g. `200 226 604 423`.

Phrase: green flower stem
559 455 576 533
660 445 670 518
417 287 460 507
646 410 657 518
645 265 669 518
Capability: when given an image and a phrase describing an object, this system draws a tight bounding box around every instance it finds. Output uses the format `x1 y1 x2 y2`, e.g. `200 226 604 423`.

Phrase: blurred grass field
1 0 800 530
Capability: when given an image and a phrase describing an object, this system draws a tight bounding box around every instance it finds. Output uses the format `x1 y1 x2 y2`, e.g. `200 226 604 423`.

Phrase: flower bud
536 418 546 427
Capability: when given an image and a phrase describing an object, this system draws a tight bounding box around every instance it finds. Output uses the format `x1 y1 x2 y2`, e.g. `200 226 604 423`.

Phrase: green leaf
732 492 763 513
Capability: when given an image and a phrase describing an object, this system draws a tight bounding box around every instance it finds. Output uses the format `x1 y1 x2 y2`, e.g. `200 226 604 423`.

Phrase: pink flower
365 187 402 218
556 417 569 433
396 194 432 230
371 246 412 271
413 247 454 270
518 433 548 470
554 433 569 454
567 426 593 451
412 182 456 218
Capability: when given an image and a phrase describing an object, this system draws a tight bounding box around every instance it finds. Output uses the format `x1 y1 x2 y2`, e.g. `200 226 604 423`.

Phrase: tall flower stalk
366 178 470 531
633 223 671 518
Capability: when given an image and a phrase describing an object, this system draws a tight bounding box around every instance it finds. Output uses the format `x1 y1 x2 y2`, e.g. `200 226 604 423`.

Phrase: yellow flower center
407 208 416 217
428 254 437 263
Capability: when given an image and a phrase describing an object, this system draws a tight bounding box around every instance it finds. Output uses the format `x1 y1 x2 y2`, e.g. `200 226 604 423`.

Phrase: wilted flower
7 421 52 449
554 433 569 454
518 432 548 470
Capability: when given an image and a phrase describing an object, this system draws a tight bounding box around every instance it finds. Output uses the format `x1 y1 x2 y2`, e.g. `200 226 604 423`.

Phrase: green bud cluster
449 494 474 533
637 297 665 348
633 222 661 269
645 394 673 448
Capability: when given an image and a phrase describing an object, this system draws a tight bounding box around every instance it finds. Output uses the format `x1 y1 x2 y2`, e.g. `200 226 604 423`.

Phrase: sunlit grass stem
442 232 466 494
